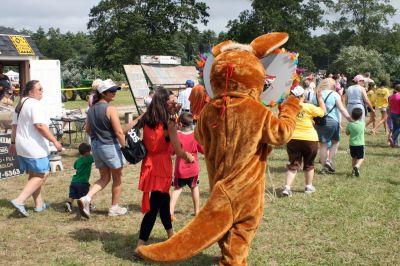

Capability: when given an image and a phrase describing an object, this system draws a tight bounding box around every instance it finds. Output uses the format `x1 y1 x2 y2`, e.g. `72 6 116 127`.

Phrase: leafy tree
326 0 396 45
332 46 387 81
225 0 326 48
87 0 209 70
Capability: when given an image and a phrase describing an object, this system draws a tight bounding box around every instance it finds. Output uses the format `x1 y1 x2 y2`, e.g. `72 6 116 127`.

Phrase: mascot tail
137 184 233 263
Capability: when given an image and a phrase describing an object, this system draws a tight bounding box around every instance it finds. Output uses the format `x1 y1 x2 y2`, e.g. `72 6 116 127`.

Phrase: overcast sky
1 0 399 34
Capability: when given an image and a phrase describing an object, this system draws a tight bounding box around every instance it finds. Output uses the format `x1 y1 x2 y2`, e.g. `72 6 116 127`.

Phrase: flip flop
10 199 29 217
34 203 50 212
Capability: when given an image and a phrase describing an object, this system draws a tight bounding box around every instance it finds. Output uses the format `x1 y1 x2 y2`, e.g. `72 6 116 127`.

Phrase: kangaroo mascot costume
137 32 302 265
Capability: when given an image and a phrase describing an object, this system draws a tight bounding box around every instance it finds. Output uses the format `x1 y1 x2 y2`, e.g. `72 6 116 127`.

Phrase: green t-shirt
71 155 94 184
346 121 365 146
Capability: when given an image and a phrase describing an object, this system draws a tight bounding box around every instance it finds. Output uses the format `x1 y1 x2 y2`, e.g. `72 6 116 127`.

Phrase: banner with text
0 134 22 179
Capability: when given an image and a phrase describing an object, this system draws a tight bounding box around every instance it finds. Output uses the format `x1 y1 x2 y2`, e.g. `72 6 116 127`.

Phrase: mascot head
210 33 288 100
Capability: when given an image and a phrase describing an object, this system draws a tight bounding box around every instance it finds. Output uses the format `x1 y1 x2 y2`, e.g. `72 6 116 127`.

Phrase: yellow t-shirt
367 90 376 107
291 102 324 141
375 87 390 108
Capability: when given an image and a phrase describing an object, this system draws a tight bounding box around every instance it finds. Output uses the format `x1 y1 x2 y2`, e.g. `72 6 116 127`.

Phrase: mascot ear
212 40 234 57
250 32 289 59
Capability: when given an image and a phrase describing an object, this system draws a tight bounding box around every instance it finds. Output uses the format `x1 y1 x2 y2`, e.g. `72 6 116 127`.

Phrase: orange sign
9 35 35 55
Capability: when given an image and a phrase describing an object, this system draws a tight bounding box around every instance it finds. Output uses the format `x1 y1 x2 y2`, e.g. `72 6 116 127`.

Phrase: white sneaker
304 186 316 194
108 205 128 217
78 197 91 219
282 187 292 197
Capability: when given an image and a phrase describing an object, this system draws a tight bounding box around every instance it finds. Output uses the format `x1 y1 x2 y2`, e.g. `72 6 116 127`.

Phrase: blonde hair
317 78 335 91
91 79 102 90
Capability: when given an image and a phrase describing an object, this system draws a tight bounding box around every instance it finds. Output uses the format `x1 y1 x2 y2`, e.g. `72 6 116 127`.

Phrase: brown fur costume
137 32 302 265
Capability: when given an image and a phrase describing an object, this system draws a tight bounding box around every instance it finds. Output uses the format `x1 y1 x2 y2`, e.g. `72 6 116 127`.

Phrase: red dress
139 123 173 213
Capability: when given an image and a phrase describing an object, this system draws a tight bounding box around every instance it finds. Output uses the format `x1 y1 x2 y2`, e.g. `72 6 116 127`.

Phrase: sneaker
108 205 128 217
282 187 292 197
65 202 72 213
10 199 29 217
324 160 335 173
353 166 360 177
304 186 316 194
78 197 91 219
34 202 50 212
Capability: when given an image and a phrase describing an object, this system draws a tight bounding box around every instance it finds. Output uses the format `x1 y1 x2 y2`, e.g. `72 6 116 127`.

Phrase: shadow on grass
70 228 219 265
388 179 400 186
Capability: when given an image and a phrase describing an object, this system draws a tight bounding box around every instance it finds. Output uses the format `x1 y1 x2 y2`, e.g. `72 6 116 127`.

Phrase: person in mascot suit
137 32 302 266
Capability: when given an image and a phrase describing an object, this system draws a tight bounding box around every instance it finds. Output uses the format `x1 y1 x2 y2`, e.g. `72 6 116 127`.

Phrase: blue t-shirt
312 90 341 123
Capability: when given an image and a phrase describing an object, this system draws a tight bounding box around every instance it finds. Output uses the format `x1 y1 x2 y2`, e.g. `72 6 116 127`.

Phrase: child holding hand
170 113 204 221
65 143 94 212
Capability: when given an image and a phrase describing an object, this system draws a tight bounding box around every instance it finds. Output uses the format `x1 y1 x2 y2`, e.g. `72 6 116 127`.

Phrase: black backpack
121 124 146 164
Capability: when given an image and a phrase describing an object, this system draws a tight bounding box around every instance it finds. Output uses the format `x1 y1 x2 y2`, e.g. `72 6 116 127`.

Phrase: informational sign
9 35 35 55
0 134 22 180
140 55 181 65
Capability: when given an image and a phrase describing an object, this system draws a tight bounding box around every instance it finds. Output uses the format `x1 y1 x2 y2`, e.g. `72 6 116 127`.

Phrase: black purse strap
316 91 336 116
16 97 31 120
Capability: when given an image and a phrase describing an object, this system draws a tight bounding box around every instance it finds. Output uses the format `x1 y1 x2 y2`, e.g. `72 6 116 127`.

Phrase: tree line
4 0 400 84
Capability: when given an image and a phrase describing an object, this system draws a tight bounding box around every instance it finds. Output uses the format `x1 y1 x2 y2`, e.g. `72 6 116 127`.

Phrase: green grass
64 90 136 109
0 124 399 265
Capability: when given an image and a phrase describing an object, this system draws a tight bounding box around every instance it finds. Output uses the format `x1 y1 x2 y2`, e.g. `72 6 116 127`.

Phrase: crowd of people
7 73 400 256
282 72 400 196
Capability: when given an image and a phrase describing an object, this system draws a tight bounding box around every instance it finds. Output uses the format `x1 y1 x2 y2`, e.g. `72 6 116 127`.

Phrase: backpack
121 124 146 164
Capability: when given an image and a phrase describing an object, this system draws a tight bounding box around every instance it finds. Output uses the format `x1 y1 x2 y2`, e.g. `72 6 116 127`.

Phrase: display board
141 64 197 88
0 133 22 180
123 65 150 98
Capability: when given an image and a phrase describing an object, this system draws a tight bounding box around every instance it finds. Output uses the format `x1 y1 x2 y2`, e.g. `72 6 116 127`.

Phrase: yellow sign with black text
9 35 35 55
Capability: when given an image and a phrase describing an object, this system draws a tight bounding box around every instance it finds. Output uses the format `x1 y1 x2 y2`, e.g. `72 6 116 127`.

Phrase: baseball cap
185 80 195 88
353 75 364 82
291 86 305 97
97 79 121 94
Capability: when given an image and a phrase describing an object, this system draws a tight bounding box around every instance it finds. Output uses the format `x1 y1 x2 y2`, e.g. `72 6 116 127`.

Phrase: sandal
34 203 50 212
10 199 29 217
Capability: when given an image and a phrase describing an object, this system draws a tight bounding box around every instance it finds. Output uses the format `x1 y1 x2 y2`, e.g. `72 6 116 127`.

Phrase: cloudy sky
1 0 399 34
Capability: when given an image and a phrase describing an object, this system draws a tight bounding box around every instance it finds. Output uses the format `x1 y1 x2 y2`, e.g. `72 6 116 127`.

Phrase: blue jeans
390 113 400 145
91 139 123 169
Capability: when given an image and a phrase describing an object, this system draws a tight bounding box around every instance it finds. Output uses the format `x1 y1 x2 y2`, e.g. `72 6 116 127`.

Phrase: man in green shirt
346 108 365 177
65 143 94 212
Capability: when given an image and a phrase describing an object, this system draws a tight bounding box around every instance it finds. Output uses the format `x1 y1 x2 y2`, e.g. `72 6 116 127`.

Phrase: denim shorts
91 139 123 169
69 182 90 199
315 116 340 143
17 155 50 174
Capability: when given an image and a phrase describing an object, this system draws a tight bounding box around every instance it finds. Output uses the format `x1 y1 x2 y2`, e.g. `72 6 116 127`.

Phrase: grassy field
0 124 399 265
63 90 136 110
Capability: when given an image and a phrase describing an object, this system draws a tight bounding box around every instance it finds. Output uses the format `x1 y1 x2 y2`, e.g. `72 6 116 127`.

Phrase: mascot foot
137 185 233 263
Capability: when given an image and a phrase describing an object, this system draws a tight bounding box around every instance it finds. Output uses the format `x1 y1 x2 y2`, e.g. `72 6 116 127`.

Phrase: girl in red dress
126 87 194 255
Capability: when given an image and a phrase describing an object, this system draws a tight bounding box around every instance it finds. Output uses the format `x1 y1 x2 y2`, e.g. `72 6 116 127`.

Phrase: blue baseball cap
185 80 195 87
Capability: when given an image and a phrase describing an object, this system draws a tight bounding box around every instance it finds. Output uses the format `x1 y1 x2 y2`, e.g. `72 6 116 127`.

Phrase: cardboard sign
9 35 35 55
0 134 22 180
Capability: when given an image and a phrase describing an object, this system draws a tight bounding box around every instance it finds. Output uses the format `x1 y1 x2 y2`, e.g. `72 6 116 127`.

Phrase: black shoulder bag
121 118 147 164
313 92 336 126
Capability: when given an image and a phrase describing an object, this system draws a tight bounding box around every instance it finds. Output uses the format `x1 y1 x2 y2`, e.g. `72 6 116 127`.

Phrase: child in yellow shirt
366 83 376 130
373 81 390 134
